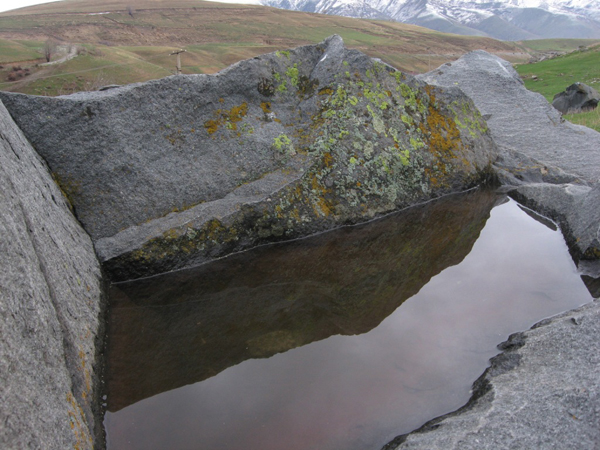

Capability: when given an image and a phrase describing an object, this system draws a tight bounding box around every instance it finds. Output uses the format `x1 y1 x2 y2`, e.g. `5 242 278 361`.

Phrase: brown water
104 190 592 450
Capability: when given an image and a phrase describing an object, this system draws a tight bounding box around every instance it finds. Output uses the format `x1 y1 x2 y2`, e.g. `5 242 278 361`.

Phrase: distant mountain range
259 0 600 40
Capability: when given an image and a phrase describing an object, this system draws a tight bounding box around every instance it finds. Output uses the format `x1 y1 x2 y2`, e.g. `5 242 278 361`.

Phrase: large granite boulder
418 51 600 185
552 82 600 114
0 100 105 449
0 36 497 281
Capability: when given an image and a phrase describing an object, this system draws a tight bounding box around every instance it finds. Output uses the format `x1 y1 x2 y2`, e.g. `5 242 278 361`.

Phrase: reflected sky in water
105 195 592 450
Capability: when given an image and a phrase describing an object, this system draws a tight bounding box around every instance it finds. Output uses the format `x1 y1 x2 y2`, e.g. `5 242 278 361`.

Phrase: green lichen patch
450 99 489 138
273 134 296 156
286 64 300 88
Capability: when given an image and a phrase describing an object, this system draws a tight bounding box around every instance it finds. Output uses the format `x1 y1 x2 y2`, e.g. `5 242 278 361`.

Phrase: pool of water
104 189 592 450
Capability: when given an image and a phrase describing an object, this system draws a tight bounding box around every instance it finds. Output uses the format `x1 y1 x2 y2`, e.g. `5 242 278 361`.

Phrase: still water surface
104 190 592 450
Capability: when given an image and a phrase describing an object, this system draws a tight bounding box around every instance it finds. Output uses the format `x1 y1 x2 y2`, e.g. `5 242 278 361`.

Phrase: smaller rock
552 82 600 114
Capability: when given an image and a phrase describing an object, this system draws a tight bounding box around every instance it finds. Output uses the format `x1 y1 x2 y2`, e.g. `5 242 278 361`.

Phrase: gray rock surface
0 100 105 449
552 82 600 114
388 299 600 450
418 50 600 260
0 36 498 281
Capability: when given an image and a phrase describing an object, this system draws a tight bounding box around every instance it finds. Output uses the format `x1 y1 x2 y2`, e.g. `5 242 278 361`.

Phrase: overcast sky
0 0 259 13
0 0 55 13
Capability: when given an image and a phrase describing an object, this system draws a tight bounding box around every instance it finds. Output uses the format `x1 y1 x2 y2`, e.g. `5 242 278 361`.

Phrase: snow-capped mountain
260 0 600 40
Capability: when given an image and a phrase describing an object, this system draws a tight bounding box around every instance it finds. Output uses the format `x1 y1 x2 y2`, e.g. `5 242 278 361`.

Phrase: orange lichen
260 102 272 114
308 173 333 217
416 87 466 188
204 102 249 135
66 392 92 450
420 87 461 159
204 119 219 135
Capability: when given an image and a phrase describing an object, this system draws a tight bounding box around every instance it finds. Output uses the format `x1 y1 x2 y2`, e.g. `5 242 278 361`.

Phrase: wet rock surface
0 36 497 281
0 101 105 449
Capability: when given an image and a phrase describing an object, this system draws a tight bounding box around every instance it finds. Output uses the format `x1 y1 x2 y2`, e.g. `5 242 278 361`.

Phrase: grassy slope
517 38 600 52
564 108 600 132
0 38 44 63
0 0 529 96
515 44 600 131
515 44 600 101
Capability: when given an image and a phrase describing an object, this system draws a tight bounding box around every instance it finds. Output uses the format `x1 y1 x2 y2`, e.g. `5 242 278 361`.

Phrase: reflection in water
104 190 592 450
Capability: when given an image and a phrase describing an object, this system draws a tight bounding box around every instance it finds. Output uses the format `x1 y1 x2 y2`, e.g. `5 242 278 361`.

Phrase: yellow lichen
318 87 334 96
260 102 272 114
66 392 92 450
204 102 249 135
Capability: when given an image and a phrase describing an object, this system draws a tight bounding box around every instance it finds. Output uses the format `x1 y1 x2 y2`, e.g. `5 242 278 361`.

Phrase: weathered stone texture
0 100 105 449
0 36 498 281
418 50 600 185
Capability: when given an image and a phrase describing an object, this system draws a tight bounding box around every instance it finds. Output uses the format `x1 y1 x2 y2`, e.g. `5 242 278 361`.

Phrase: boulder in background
552 82 600 114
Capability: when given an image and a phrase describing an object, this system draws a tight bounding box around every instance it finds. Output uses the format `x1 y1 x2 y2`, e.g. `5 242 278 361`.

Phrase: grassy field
564 108 600 132
517 38 600 53
0 0 530 96
0 38 43 63
515 43 600 131
515 44 600 102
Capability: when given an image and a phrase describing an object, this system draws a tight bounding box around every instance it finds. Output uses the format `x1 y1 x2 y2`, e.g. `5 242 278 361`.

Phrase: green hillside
515 44 600 102
517 38 600 53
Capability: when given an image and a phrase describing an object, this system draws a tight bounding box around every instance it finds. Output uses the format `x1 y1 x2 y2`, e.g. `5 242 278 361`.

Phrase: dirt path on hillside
41 45 79 66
